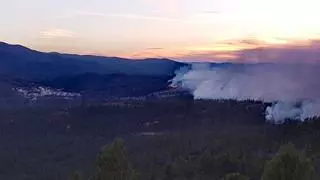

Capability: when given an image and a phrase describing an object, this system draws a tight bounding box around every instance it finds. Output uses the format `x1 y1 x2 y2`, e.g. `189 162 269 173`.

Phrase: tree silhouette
262 143 314 180
163 165 176 180
93 138 138 180
222 173 250 180
68 171 82 180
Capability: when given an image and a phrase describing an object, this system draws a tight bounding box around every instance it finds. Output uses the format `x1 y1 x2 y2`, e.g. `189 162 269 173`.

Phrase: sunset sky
1 0 320 61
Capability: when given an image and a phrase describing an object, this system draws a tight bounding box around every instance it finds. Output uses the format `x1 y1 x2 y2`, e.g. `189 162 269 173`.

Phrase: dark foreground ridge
0 99 320 180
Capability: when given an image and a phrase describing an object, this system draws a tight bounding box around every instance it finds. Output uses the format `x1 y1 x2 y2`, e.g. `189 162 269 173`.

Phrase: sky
1 0 320 62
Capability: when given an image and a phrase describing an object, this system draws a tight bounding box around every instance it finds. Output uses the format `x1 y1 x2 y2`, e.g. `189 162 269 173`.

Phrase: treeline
69 138 315 180
0 99 320 179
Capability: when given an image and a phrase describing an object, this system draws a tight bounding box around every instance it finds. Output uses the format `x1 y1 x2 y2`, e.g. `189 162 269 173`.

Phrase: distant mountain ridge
0 41 261 106
0 42 185 80
0 42 190 105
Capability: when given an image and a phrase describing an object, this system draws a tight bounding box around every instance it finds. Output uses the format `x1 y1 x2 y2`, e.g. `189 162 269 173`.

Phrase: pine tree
93 138 139 180
262 143 314 180
68 171 82 180
222 173 250 180
163 165 176 180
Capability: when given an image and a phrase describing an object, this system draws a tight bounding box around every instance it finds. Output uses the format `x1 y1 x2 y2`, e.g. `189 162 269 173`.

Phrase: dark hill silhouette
42 73 173 98
0 42 185 80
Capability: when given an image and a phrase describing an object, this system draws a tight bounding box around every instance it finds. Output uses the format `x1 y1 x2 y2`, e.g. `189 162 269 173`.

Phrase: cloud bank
177 40 320 63
171 63 320 123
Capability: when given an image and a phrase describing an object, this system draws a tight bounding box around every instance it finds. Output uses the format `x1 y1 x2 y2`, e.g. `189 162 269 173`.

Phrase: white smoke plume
170 63 320 123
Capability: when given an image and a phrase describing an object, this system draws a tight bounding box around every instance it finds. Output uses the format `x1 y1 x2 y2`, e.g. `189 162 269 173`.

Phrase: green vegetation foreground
71 139 315 180
1 100 320 180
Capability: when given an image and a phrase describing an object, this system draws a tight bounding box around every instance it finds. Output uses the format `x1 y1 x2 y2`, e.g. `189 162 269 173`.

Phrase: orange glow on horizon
23 37 320 62
118 38 318 60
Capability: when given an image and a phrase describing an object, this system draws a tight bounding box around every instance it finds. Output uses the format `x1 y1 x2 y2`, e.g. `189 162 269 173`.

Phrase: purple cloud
177 40 320 63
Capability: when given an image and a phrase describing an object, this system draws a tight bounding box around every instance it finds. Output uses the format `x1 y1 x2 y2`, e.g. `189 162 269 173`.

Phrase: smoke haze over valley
2 41 320 124
171 63 320 123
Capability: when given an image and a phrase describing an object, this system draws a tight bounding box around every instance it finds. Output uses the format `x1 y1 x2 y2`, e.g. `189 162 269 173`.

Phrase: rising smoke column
170 63 320 123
